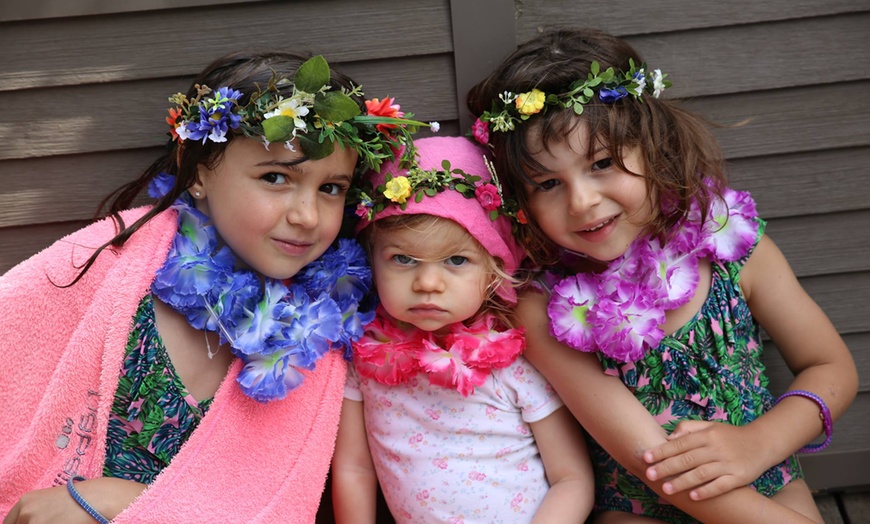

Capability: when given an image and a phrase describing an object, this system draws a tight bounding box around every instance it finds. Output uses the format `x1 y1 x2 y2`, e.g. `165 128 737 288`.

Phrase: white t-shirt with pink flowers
345 355 563 524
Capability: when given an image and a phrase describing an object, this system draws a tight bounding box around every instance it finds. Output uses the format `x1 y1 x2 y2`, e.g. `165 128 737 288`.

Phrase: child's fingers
645 444 715 482
687 476 744 501
643 424 710 465
655 457 726 493
666 419 715 441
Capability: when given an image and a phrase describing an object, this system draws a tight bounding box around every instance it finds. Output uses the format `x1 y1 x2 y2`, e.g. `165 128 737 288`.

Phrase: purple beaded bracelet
775 389 833 453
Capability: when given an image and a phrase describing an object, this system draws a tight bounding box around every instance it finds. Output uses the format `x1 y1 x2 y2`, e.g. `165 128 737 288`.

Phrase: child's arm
529 406 595 523
516 288 819 524
331 398 378 524
642 235 858 500
3 477 147 524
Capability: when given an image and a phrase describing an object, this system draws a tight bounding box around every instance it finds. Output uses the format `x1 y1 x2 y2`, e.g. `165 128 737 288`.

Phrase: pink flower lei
353 308 525 397
548 187 760 363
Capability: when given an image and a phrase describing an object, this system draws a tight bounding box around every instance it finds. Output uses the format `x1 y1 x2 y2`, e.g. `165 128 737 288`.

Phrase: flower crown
352 155 525 226
166 55 437 171
471 59 670 144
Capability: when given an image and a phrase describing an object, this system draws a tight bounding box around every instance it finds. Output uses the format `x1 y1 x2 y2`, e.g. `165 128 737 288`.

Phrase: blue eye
392 254 415 265
445 256 468 267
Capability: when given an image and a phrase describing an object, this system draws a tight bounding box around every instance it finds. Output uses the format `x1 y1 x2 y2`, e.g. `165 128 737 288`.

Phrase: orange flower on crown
365 97 405 134
166 107 183 140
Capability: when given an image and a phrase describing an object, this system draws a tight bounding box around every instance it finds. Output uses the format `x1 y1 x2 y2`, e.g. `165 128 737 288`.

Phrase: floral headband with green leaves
471 59 670 145
352 155 526 227
166 55 438 171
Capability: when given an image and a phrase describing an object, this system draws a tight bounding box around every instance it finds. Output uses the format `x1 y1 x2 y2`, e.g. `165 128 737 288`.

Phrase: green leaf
583 88 594 98
591 61 600 75
298 133 334 160
442 159 451 171
573 103 584 115
424 188 437 196
314 91 361 122
415 191 424 203
262 115 296 143
489 210 499 221
455 183 467 192
294 55 330 93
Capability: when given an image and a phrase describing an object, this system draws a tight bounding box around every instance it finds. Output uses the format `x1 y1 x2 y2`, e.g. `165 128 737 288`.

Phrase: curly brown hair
467 28 728 266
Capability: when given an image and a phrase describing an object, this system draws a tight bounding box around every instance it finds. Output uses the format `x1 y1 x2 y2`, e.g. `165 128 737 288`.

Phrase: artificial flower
474 183 502 211
429 122 440 133
652 69 666 98
471 118 490 145
150 186 374 402
515 88 546 115
263 96 310 135
599 86 629 103
517 210 528 224
547 187 760 363
476 60 671 136
354 312 524 396
365 97 404 134
166 107 183 140
383 176 412 204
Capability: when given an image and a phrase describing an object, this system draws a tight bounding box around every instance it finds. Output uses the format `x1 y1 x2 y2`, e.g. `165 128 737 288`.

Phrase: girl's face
370 219 489 334
192 137 356 280
523 123 653 264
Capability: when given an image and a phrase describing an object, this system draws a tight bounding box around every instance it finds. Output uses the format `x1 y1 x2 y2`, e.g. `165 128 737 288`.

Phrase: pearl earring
194 191 201 197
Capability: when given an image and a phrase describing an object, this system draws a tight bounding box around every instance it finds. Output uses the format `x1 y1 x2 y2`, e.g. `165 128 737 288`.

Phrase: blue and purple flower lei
547 187 760 363
148 173 374 402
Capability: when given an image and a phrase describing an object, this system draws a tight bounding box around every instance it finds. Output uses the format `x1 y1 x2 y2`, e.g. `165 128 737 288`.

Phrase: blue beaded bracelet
67 476 110 524
775 389 833 453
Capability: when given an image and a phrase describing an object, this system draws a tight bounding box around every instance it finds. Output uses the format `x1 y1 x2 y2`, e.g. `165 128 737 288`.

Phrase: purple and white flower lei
547 187 759 363
148 173 375 402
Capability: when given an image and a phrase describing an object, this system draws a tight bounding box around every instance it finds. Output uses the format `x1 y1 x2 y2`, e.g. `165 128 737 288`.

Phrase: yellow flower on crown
383 176 412 204
515 89 546 115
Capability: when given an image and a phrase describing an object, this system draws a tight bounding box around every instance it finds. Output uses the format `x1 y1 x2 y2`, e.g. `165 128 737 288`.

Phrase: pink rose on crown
471 118 490 145
474 183 501 211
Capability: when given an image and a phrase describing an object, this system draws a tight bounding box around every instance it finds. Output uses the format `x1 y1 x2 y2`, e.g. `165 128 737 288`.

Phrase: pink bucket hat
356 136 524 303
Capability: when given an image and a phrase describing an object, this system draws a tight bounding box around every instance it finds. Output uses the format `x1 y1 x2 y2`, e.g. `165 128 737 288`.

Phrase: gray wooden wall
1 0 868 492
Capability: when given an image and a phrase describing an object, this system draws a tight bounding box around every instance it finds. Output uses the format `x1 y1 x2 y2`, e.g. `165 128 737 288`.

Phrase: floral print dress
103 294 213 484
585 223 802 522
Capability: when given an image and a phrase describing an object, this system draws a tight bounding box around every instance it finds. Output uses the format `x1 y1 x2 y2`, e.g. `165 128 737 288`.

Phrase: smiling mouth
582 216 617 232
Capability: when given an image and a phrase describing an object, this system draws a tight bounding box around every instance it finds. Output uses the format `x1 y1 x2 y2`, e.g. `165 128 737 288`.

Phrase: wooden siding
1 0 868 496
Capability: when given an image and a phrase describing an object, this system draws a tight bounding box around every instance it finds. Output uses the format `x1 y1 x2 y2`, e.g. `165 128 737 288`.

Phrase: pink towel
0 207 346 523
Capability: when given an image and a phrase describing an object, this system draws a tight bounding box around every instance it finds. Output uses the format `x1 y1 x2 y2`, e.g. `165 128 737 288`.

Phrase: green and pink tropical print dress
103 295 213 484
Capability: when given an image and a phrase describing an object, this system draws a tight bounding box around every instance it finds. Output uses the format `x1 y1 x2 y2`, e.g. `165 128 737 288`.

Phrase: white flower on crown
630 68 646 97
264 96 311 133
652 69 666 98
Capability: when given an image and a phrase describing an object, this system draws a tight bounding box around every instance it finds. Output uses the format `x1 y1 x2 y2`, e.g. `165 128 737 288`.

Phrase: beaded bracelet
67 476 110 524
775 389 833 453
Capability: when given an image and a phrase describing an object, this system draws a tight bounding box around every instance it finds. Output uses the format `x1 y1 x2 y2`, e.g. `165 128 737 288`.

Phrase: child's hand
4 485 98 524
642 420 770 500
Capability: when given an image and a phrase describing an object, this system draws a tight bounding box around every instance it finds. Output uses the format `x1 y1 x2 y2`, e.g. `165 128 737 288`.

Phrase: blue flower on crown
177 87 244 143
599 86 629 103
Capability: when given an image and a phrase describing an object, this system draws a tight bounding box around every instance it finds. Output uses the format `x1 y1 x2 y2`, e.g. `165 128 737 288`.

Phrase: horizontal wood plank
812 494 844 524
842 491 870 522
765 210 870 277
801 449 870 491
800 272 870 335
515 0 868 39
684 81 870 160
0 0 452 91
631 14 870 98
0 0 268 22
0 54 456 161
729 147 870 218
765 333 870 394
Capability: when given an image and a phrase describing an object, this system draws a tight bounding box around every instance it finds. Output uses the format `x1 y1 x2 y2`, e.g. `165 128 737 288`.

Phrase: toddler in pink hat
332 136 593 524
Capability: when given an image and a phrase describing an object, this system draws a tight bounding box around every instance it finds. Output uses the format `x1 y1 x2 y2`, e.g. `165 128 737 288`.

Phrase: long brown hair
467 28 727 266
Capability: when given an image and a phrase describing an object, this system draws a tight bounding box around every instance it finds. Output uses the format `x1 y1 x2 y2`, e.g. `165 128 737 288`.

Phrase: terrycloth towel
0 207 346 523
